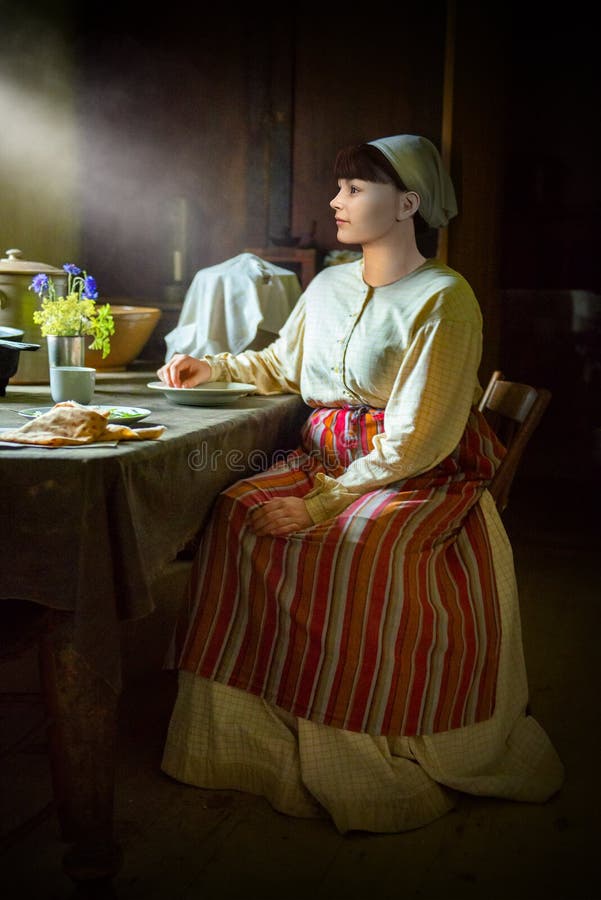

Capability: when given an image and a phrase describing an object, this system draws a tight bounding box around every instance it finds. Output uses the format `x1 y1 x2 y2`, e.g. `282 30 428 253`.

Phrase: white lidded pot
0 248 67 384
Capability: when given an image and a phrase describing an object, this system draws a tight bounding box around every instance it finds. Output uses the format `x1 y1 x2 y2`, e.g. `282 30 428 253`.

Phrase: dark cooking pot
0 326 41 396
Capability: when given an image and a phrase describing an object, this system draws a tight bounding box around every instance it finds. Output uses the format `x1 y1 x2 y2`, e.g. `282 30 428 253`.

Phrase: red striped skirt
173 405 507 736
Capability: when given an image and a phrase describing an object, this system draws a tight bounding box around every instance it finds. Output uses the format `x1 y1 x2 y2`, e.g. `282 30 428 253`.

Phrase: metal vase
46 335 87 368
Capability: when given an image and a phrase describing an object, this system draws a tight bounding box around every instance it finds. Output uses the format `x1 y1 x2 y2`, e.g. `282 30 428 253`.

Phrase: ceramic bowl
85 304 161 371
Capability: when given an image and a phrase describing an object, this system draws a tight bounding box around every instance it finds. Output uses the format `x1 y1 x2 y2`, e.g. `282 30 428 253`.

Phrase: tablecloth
0 373 309 690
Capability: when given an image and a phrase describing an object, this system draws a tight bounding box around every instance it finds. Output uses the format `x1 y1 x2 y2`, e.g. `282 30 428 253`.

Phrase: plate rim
146 380 256 394
18 404 152 422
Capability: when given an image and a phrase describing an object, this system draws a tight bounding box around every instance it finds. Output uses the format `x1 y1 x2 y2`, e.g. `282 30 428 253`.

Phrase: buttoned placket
331 285 374 401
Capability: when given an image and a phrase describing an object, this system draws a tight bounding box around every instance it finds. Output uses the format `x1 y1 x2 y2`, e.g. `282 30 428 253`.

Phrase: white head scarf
367 134 457 228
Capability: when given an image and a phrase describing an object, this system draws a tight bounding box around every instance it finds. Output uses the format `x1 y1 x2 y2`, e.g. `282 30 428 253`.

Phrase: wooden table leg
38 612 123 882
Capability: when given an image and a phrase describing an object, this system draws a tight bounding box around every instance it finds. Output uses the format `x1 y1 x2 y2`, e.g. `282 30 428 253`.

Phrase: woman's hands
249 497 313 536
157 355 212 388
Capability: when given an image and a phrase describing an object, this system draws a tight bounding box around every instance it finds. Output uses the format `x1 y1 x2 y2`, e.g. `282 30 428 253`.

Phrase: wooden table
0 372 309 881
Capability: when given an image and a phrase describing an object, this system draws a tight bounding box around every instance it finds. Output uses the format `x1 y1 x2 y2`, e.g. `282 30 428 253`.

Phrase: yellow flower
30 267 115 358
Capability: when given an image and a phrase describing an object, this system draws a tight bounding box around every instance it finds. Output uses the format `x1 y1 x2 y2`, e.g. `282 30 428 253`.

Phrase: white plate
18 405 152 426
147 381 256 406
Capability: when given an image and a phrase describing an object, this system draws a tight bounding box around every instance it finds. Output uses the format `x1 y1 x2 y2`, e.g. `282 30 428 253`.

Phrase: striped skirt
172 405 507 737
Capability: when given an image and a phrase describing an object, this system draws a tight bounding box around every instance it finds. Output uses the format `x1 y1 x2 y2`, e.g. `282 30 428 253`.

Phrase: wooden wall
75 7 450 300
445 4 506 384
76 13 276 299
291 10 445 251
0 5 81 268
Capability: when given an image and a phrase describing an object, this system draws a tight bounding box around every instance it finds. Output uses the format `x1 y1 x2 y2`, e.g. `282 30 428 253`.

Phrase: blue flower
82 275 98 299
29 273 49 295
63 263 81 275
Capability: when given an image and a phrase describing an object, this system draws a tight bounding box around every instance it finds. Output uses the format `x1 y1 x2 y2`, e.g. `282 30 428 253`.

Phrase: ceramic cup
50 366 96 405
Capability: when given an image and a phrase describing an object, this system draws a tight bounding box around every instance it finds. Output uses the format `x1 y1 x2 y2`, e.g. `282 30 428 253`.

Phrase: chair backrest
478 370 551 513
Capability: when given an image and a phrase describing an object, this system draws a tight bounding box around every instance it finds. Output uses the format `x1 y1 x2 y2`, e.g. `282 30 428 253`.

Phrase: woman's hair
333 143 432 240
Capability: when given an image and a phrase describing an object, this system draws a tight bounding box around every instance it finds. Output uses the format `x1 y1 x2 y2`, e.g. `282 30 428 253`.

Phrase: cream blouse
203 258 483 524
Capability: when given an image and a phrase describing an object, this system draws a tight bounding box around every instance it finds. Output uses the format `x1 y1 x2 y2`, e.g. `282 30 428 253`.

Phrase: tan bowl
85 305 162 371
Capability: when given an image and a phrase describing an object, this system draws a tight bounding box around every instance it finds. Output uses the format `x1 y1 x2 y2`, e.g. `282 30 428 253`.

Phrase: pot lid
0 248 65 276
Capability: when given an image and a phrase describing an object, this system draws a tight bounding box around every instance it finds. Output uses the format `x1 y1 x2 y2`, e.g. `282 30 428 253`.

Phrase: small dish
146 381 256 406
18 405 153 426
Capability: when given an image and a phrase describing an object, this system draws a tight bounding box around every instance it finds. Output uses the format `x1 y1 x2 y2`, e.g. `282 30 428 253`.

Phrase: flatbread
104 423 166 441
0 401 165 446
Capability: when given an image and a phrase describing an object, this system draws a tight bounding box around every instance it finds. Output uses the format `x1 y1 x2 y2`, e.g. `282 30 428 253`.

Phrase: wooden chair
478 370 551 513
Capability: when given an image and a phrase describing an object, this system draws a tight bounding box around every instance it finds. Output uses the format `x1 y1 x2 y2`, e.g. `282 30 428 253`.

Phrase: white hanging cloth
164 253 302 362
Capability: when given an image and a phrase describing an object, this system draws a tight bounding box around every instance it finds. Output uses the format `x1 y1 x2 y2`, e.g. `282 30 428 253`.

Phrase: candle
173 250 183 283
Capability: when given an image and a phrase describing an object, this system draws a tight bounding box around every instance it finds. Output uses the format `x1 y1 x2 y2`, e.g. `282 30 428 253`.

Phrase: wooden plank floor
1 459 599 900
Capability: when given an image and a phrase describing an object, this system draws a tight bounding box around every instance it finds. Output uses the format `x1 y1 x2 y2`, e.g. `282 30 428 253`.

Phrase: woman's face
330 178 401 245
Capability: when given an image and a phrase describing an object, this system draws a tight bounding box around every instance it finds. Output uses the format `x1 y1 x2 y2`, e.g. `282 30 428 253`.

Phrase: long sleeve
202 295 306 395
304 316 482 523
